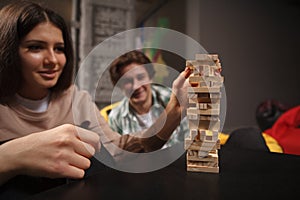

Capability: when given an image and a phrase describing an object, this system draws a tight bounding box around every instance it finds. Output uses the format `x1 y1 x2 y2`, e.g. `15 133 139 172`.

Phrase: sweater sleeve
74 87 180 160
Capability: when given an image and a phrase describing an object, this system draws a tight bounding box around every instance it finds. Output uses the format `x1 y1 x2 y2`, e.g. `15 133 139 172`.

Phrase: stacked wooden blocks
185 54 224 173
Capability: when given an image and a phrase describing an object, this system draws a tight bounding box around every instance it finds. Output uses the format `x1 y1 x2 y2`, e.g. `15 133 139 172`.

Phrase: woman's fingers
68 152 91 171
1 124 103 180
73 140 96 158
74 126 101 151
63 165 86 179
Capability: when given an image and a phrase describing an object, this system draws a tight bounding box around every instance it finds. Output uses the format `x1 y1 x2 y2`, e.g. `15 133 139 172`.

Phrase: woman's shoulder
60 85 91 99
51 85 93 108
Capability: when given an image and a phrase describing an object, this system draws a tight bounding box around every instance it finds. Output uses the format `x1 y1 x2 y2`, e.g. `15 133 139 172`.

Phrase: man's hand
170 67 192 115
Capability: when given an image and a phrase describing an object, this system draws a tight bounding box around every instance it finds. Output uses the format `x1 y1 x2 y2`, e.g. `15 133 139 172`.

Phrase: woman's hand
0 124 100 185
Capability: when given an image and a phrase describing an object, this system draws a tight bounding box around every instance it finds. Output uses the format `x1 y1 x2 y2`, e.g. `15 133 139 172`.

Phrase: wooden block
187 107 197 114
202 131 220 143
210 93 222 99
187 150 197 157
199 146 214 154
187 150 193 156
184 139 220 151
199 81 209 87
186 138 221 147
189 103 221 114
189 129 198 140
209 54 219 61
186 143 219 152
195 54 210 60
211 81 223 87
187 159 219 173
198 130 206 141
194 65 221 77
187 159 218 167
187 152 219 162
187 166 219 173
189 97 210 104
185 139 193 150
212 131 219 141
207 103 220 110
187 158 219 167
196 103 208 110
200 103 207 110
187 60 215 73
189 97 220 104
209 120 221 131
205 129 213 136
197 65 211 77
198 93 210 98
187 113 198 120
195 54 214 62
197 150 209 157
198 143 218 154
187 93 197 98
188 120 209 130
189 76 224 84
188 87 220 94
200 116 219 121
186 61 194 71
187 107 220 116
205 135 213 141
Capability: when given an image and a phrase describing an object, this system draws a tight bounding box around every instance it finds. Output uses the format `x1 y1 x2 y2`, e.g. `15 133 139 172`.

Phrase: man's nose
132 78 140 90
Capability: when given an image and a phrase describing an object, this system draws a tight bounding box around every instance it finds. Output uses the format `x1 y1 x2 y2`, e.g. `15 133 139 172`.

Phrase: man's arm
102 67 192 153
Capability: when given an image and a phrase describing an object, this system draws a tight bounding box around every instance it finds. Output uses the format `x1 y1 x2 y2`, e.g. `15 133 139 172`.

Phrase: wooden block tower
185 54 224 173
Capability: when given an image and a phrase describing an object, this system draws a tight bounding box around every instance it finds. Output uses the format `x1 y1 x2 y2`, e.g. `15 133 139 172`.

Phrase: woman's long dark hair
0 0 74 104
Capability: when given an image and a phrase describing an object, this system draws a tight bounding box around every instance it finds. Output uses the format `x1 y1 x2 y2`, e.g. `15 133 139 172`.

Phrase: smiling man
108 50 188 148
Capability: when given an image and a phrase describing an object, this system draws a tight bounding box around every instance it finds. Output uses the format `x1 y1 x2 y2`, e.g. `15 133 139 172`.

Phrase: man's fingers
174 67 192 87
184 66 193 78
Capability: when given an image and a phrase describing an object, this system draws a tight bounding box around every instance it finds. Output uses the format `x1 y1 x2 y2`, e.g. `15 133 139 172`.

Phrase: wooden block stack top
185 54 223 173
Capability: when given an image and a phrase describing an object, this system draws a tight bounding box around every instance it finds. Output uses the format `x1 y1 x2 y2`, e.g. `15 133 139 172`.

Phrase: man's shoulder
151 84 172 104
152 84 171 95
109 98 128 118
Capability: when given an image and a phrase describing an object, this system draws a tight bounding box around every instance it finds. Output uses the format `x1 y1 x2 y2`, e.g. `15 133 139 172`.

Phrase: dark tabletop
2 146 300 200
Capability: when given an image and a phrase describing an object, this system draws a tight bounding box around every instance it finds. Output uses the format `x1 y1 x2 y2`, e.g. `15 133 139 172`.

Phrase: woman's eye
55 46 65 53
28 45 42 51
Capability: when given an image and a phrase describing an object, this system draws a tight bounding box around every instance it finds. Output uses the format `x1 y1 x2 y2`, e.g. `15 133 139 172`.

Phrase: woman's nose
44 49 58 65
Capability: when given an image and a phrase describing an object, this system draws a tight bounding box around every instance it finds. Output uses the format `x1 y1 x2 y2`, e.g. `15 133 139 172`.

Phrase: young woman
0 1 191 186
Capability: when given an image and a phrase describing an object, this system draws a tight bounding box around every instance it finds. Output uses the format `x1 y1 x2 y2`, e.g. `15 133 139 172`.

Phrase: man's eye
119 78 132 85
137 74 146 81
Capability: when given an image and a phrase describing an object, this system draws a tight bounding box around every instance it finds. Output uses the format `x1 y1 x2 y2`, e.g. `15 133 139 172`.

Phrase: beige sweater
0 86 166 157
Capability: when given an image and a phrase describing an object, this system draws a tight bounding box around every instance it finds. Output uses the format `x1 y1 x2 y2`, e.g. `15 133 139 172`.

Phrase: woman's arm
0 124 100 186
